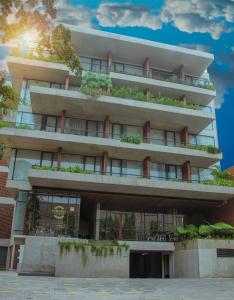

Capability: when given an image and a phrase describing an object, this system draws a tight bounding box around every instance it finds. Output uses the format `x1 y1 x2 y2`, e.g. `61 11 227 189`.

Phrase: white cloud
97 3 162 30
55 0 93 28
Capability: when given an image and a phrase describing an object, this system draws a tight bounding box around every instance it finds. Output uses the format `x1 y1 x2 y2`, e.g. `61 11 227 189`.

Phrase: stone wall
55 245 130 278
174 239 234 278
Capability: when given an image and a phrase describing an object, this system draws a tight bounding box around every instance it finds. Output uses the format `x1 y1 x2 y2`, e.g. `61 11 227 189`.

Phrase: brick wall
0 205 14 239
0 160 14 239
210 199 234 226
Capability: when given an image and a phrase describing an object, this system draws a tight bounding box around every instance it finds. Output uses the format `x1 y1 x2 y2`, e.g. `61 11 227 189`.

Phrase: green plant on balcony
80 72 113 96
120 134 142 144
0 119 11 128
32 165 56 171
175 223 234 240
186 144 221 154
202 166 234 187
16 124 33 130
60 166 94 174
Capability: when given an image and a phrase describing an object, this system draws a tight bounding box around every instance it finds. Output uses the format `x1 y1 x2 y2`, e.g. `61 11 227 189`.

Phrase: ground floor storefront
8 188 234 278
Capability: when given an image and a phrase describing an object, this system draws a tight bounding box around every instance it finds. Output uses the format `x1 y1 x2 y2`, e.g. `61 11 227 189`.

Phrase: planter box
174 239 234 278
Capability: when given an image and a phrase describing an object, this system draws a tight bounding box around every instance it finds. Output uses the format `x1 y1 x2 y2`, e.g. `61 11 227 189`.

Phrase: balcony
30 86 214 134
28 168 234 201
0 120 221 167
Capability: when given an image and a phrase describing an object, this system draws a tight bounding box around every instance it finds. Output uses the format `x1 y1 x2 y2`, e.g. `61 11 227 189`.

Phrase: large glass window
99 210 184 241
189 134 215 147
151 162 166 179
12 150 41 180
27 193 80 237
61 154 83 169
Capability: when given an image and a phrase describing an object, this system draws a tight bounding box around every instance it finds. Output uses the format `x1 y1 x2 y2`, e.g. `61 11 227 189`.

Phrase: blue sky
1 0 234 169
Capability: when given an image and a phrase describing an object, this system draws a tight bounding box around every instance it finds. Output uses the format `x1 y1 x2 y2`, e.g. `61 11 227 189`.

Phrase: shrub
0 120 11 128
80 72 112 96
186 144 220 154
120 135 142 144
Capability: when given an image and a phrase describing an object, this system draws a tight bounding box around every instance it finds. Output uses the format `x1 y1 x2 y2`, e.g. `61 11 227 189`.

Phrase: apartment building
1 25 234 277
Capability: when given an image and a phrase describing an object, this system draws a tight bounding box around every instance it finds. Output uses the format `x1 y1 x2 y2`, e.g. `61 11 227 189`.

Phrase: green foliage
80 72 113 96
110 87 200 110
120 134 142 144
50 24 82 77
0 119 11 128
16 124 32 129
58 241 129 267
202 166 234 187
0 81 19 113
32 165 94 174
186 144 221 154
176 223 234 240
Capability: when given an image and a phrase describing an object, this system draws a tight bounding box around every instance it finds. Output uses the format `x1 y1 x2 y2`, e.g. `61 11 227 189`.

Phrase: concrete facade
174 240 234 278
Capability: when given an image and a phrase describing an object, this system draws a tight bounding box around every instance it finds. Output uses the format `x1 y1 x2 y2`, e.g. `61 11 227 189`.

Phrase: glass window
166 131 175 146
191 167 199 182
97 122 104 138
92 59 101 73
124 125 142 138
167 165 176 179
87 121 97 137
151 162 166 179
41 152 53 167
112 124 122 139
177 166 182 180
199 168 213 181
189 134 197 145
111 159 122 176
197 135 215 147
61 154 83 169
46 116 57 132
80 57 91 71
113 63 124 73
151 129 165 145
84 156 95 172
123 160 142 177
64 118 86 135
27 193 81 237
175 133 181 146
13 150 41 180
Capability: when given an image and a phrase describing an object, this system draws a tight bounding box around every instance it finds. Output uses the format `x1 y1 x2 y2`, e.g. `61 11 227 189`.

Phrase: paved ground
0 272 234 300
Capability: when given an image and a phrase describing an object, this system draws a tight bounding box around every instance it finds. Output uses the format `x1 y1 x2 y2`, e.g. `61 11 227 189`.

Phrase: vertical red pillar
180 95 187 104
60 110 66 134
143 156 151 178
107 51 112 73
178 64 185 81
182 161 191 182
103 115 110 138
101 152 108 175
64 75 69 90
143 58 150 78
57 147 63 171
143 121 151 143
180 126 189 146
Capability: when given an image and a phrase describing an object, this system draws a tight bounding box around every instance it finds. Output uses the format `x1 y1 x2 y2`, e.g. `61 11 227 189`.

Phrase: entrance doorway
0 247 8 270
130 251 163 278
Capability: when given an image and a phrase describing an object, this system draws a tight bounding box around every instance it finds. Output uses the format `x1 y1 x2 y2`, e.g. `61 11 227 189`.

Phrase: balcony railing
3 111 216 150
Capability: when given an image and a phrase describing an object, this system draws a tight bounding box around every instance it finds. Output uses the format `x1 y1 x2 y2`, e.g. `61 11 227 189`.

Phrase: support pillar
143 57 150 78
180 126 189 146
143 121 151 143
182 161 191 182
101 152 108 175
64 75 69 90
178 64 185 81
95 202 100 240
143 156 151 178
103 115 110 138
107 51 112 73
60 110 66 134
57 147 62 171
180 95 187 104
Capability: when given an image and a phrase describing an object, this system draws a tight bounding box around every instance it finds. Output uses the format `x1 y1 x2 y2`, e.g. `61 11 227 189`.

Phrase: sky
1 0 234 169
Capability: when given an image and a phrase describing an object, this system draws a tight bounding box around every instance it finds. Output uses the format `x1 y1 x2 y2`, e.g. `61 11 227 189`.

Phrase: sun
20 30 40 48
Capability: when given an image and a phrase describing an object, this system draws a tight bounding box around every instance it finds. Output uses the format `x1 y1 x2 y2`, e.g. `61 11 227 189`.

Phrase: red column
143 58 150 78
143 121 151 143
182 161 191 182
57 147 63 171
64 75 69 90
180 126 189 146
180 95 187 104
60 110 66 134
103 115 110 138
143 156 151 178
107 51 112 73
101 152 108 175
178 64 185 81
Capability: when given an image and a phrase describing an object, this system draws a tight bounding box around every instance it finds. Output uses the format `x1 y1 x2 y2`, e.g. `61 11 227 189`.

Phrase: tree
211 165 230 180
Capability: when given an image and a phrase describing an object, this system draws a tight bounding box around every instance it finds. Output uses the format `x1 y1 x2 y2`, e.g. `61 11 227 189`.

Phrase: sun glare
20 30 39 48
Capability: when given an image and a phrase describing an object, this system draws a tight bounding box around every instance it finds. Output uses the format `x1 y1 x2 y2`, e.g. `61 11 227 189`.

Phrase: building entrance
130 251 163 278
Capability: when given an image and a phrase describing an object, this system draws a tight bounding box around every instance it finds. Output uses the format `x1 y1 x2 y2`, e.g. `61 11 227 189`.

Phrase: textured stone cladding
0 160 13 239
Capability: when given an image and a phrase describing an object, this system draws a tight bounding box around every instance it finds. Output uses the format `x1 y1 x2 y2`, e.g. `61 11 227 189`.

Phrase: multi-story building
1 25 234 277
